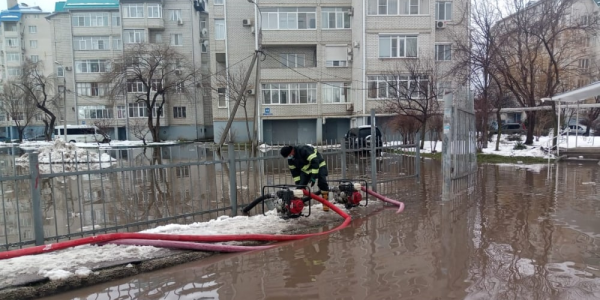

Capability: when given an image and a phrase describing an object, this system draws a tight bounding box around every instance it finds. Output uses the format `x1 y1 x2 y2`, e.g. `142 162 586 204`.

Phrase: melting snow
15 139 115 164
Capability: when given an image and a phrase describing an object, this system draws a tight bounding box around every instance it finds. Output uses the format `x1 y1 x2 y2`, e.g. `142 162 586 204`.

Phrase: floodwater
40 160 600 300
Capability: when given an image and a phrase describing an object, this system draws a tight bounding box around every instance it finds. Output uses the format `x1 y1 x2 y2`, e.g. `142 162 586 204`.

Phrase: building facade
209 0 470 144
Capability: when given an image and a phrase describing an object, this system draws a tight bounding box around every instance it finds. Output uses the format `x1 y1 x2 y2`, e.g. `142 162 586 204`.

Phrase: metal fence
0 132 419 251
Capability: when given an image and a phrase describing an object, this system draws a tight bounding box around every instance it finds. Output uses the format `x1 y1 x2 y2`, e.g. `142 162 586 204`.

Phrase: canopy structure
547 81 600 102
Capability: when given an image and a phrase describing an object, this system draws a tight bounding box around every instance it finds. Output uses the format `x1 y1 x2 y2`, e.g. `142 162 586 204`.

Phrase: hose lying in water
361 186 405 213
0 190 357 260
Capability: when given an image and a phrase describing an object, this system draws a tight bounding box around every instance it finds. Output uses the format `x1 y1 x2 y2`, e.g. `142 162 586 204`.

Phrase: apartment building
209 0 469 144
0 1 52 139
42 0 211 142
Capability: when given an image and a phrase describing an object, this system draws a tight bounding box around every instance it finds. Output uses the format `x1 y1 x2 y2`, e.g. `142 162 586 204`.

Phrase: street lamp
54 61 68 142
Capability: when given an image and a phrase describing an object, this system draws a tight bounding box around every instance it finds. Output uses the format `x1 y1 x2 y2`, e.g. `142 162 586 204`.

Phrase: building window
30 55 39 63
7 67 21 76
57 66 64 77
78 106 114 119
169 9 182 21
436 2 452 21
6 52 20 62
322 83 351 103
112 13 121 26
128 102 162 118
4 22 16 31
113 38 122 50
6 38 18 48
150 32 163 43
124 30 145 43
280 54 305 68
116 106 126 118
214 19 225 40
28 26 37 34
123 4 144 18
171 34 183 46
176 166 190 178
72 13 109 27
368 0 420 15
579 58 590 69
262 83 317 104
435 44 451 61
147 4 162 18
29 40 38 48
368 75 429 99
73 36 111 50
218 92 227 108
173 106 187 118
75 60 109 73
379 35 418 58
127 80 147 93
321 8 351 29
325 45 348 67
76 82 106 97
214 0 224 5
436 81 452 99
261 7 317 30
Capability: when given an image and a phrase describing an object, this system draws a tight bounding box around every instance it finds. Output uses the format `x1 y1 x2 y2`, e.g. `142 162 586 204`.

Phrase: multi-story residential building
43 0 211 142
0 1 52 139
209 0 469 144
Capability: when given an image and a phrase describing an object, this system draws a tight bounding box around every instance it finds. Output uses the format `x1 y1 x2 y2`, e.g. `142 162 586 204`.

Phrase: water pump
242 185 312 219
329 179 368 209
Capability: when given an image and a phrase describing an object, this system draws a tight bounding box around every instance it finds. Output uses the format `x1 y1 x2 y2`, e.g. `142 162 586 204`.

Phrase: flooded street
40 160 600 300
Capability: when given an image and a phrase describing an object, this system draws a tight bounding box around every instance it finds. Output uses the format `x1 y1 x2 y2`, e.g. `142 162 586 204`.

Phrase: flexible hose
0 191 351 260
242 194 271 213
105 239 273 252
361 186 405 213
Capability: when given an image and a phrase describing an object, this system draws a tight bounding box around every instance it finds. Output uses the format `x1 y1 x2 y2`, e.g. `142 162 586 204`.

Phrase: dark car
344 126 383 152
490 123 525 135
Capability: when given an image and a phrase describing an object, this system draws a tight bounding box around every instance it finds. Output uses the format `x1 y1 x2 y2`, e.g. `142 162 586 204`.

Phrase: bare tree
131 118 150 145
0 81 37 141
427 114 443 152
534 108 554 141
386 114 420 145
13 60 60 141
92 119 114 144
103 43 200 143
215 64 255 145
380 58 442 149
491 0 599 145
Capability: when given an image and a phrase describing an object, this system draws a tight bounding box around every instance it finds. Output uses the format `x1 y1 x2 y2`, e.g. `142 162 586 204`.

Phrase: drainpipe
190 0 200 140
362 0 367 126
224 0 231 142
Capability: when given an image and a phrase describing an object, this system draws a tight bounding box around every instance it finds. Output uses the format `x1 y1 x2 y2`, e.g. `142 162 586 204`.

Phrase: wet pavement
39 160 600 299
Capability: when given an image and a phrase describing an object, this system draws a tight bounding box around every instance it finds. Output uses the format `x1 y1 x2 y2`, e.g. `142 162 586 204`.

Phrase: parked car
561 124 589 136
344 126 383 152
490 123 525 135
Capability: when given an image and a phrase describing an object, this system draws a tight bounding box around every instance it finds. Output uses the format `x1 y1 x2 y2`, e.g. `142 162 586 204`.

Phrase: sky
0 0 57 12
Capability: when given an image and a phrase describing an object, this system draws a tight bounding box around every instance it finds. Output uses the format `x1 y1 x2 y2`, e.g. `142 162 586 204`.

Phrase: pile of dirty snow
16 139 115 164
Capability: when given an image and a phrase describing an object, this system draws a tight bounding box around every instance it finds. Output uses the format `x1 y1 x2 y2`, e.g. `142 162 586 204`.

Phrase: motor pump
275 189 305 218
331 181 364 209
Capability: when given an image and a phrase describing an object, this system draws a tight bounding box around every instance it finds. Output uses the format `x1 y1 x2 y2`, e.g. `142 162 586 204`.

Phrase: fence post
415 131 420 181
442 94 454 201
370 109 377 192
228 142 238 216
341 139 347 179
28 151 45 246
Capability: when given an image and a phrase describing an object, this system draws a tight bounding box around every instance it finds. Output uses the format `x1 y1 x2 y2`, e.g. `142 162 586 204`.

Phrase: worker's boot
322 191 330 212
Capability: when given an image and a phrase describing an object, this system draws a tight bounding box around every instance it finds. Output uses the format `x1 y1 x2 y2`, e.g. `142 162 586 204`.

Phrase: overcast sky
0 1 57 12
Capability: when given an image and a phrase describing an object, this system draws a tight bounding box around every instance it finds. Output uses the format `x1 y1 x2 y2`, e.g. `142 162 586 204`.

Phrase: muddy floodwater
40 161 600 300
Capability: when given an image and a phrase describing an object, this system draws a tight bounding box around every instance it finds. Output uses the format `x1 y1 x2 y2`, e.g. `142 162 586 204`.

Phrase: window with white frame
579 58 590 69
7 67 21 76
173 106 187 118
325 45 348 67
175 82 185 93
322 83 351 103
75 60 109 73
30 55 39 63
29 40 38 48
261 7 317 30
214 0 224 4
113 37 122 50
214 19 225 40
367 75 428 99
28 26 37 33
367 0 420 15
4 22 16 31
280 53 305 68
169 9 182 21
57 66 64 77
321 8 351 29
6 52 20 62
78 106 114 119
124 29 145 43
127 80 147 93
123 4 144 18
435 44 451 61
379 35 418 58
176 166 190 178
150 79 163 91
112 12 121 26
218 92 227 108
73 36 110 50
262 83 317 104
72 13 109 26
76 82 107 96
147 4 162 18
436 81 452 99
171 34 183 46
6 38 17 48
128 102 162 118
436 2 452 21
116 105 126 118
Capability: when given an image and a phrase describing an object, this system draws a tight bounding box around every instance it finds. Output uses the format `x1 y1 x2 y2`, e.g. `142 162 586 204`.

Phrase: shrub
513 142 527 150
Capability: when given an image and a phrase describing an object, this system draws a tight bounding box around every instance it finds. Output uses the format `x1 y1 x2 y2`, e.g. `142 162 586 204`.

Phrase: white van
53 125 106 143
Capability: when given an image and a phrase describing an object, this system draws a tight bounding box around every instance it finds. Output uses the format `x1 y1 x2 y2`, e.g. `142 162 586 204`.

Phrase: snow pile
16 139 115 164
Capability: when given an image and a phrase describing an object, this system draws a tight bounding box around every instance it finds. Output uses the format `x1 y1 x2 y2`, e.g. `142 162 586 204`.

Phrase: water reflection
38 161 600 300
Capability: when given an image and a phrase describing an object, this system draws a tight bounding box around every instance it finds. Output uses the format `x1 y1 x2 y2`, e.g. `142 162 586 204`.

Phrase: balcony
122 17 164 29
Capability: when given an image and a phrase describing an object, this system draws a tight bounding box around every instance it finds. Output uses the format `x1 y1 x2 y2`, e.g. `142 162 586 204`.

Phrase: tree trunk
36 105 57 141
495 111 502 151
524 111 536 145
419 120 426 149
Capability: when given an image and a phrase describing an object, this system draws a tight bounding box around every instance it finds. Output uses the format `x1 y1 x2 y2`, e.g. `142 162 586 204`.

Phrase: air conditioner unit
353 41 360 48
347 54 353 62
347 47 353 54
346 103 354 111
201 28 208 37
65 66 72 71
174 69 182 75
436 21 446 29
246 88 255 95
217 87 226 94
178 19 184 26
242 19 252 27
348 7 354 16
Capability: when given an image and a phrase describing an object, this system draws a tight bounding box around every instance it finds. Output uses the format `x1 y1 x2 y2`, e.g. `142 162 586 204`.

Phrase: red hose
361 186 405 213
0 191 351 260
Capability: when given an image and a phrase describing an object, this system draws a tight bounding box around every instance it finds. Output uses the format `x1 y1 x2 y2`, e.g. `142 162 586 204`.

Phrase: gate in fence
441 92 478 201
